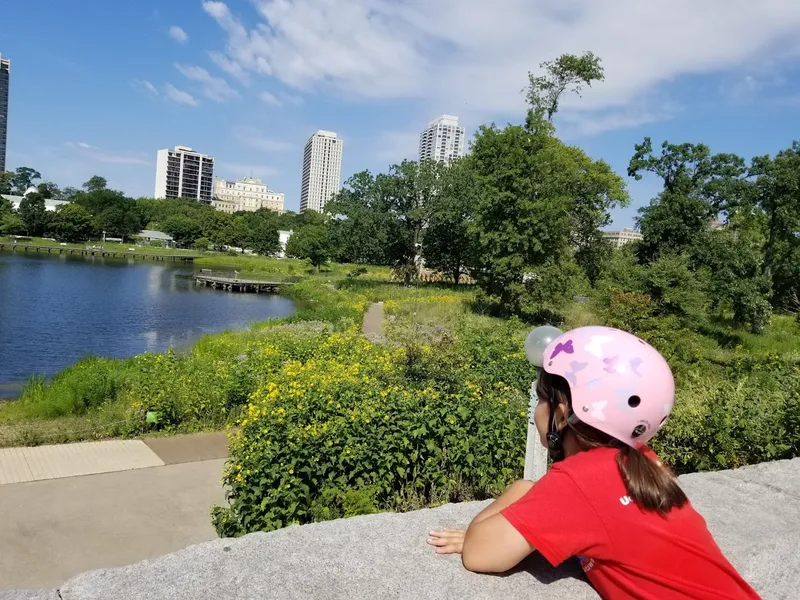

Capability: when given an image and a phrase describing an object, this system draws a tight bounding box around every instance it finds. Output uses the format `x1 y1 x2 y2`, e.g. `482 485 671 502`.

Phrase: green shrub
211 328 527 537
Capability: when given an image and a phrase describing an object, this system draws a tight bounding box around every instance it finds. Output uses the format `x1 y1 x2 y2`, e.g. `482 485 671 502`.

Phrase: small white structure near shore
135 230 175 248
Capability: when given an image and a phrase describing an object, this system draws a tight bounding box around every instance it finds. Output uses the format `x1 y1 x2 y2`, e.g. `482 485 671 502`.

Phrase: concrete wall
6 458 799 600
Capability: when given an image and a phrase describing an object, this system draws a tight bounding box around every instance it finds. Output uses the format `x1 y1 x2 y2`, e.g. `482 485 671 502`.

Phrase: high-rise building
418 115 465 163
0 53 10 173
299 130 343 213
154 146 214 203
212 177 285 214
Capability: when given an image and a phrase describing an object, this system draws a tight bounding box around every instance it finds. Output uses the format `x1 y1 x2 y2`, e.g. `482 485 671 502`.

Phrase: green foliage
163 214 203 248
17 193 50 236
285 212 334 270
194 236 211 251
526 51 604 122
11 167 42 194
48 203 94 242
421 158 477 284
212 327 527 537
83 175 108 193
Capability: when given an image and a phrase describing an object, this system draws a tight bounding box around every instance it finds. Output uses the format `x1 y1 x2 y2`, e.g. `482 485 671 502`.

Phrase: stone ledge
11 458 800 600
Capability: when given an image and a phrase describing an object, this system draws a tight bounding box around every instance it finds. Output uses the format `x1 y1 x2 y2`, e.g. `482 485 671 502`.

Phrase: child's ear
554 401 570 429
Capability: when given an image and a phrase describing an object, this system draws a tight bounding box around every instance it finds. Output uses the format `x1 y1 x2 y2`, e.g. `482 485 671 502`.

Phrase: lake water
0 252 296 398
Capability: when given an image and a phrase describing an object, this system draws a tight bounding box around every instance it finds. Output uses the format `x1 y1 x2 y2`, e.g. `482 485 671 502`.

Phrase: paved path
0 432 229 485
0 432 230 590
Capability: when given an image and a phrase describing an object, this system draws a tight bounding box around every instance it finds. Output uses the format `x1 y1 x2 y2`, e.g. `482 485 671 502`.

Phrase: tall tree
12 167 42 195
629 138 750 262
17 193 50 236
0 171 13 195
422 158 478 284
326 173 395 265
37 181 63 200
752 143 800 293
285 213 333 271
162 214 203 248
49 203 94 242
83 175 108 193
526 52 604 123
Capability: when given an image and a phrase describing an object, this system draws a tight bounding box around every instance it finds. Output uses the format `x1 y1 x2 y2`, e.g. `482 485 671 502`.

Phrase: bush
212 328 527 537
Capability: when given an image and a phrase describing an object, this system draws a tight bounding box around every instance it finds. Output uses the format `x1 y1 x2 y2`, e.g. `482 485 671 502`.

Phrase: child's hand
427 529 466 554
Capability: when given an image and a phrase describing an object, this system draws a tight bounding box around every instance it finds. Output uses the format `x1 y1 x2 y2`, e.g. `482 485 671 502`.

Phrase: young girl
427 326 760 599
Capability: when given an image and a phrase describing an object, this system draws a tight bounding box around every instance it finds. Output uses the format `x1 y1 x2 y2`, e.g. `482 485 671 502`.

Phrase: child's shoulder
553 446 622 476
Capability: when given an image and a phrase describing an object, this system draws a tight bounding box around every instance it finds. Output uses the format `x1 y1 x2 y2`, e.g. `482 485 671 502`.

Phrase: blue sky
2 0 799 225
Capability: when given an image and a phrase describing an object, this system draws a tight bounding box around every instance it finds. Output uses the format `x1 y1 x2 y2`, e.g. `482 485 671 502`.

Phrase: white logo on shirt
619 495 633 506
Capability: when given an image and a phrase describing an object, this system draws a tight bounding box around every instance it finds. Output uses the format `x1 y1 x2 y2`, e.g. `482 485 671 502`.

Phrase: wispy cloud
131 79 159 96
208 51 251 85
164 83 199 107
65 142 151 165
203 0 800 133
559 101 682 138
279 91 303 106
233 126 292 152
175 63 239 102
168 25 189 43
259 91 282 107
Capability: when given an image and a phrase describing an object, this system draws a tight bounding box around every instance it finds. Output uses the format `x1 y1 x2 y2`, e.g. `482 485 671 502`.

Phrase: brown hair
537 371 687 515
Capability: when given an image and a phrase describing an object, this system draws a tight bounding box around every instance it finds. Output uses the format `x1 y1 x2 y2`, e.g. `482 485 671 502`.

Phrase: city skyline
2 1 800 223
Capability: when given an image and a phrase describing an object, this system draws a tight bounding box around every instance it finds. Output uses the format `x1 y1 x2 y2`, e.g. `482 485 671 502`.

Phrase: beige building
212 177 285 214
602 228 643 248
300 130 343 213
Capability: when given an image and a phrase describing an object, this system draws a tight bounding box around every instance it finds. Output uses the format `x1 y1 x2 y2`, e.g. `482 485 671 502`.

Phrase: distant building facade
419 115 465 163
299 130 343 213
212 177 285 214
154 146 214 203
0 53 10 173
603 228 643 248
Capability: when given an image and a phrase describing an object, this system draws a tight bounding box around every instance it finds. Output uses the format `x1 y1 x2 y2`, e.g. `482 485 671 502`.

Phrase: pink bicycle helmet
542 326 675 448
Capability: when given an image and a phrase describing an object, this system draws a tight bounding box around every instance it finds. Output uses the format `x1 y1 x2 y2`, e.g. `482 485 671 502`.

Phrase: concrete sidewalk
0 432 231 590
0 459 227 590
0 432 229 485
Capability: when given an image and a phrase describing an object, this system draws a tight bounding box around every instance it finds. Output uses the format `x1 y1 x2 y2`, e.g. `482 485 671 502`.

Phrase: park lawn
0 235 201 256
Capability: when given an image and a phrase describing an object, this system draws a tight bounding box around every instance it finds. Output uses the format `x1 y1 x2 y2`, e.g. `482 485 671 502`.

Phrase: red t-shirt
501 447 761 600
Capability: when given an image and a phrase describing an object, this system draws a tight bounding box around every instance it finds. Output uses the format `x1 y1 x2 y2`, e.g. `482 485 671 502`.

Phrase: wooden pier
195 271 290 294
0 243 200 262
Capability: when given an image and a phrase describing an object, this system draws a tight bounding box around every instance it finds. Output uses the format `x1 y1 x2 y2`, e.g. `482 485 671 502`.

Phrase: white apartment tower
154 146 214 203
299 130 343 213
0 53 10 173
419 115 465 163
212 177 285 214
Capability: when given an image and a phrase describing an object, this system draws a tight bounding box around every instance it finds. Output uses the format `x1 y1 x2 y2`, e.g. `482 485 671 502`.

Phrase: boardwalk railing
0 243 201 262
195 272 292 294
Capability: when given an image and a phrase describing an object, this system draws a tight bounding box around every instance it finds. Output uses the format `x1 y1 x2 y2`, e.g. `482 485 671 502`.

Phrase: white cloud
131 79 159 96
208 51 251 85
175 63 239 102
164 83 199 107
232 126 292 152
65 142 151 166
203 0 800 132
168 25 189 43
258 91 282 107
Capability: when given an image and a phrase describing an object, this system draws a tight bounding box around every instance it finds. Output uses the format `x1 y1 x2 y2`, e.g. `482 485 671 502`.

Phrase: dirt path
362 302 385 343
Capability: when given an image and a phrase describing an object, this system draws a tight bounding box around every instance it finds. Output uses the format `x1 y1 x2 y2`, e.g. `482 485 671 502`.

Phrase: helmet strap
546 403 565 462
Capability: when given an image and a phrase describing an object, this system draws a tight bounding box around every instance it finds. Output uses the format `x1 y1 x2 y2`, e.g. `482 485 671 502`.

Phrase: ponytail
616 446 687 515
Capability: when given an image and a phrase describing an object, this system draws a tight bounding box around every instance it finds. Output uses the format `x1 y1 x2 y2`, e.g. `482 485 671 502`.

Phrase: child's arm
469 479 534 525
460 479 537 572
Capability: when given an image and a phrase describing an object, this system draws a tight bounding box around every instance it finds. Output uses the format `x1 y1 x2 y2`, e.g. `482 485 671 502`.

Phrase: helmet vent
631 424 647 438
628 395 641 408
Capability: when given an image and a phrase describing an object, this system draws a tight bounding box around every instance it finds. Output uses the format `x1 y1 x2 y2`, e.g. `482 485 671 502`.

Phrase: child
427 326 760 599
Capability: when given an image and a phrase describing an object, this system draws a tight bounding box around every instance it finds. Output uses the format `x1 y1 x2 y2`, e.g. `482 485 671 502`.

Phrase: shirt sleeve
500 466 609 567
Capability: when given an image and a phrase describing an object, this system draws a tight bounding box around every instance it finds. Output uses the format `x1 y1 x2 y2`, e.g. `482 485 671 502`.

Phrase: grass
0 235 201 256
